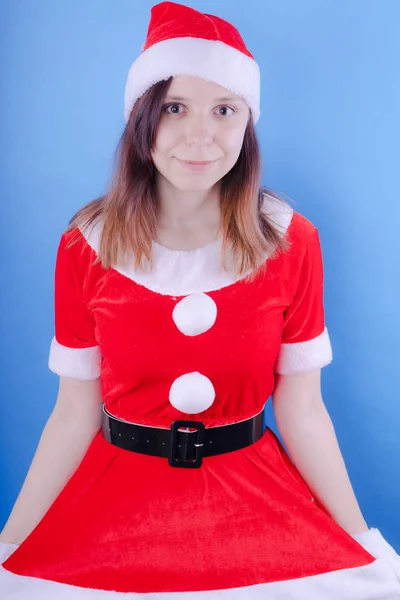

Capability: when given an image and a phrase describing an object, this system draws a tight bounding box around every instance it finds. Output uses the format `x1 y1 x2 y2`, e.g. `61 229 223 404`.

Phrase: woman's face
151 76 250 193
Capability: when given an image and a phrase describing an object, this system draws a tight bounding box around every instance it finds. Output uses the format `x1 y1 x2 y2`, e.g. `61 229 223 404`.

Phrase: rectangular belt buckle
168 420 205 468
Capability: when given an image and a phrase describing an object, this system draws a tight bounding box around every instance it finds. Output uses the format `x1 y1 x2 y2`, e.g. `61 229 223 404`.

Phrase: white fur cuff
48 337 101 380
275 327 333 374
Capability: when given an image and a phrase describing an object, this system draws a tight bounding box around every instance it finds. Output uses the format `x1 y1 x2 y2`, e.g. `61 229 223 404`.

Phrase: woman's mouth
175 158 218 171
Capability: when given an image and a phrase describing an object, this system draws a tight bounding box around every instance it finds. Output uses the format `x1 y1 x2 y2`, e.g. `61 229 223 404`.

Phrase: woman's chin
167 176 220 194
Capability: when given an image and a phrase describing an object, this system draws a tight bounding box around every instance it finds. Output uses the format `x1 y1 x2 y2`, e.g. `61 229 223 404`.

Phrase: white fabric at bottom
1 543 400 600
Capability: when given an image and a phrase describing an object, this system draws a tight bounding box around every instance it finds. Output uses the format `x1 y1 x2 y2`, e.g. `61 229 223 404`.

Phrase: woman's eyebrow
164 95 244 103
214 96 244 103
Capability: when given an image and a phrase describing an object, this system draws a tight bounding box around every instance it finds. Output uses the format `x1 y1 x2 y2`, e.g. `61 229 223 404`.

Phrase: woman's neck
155 175 222 251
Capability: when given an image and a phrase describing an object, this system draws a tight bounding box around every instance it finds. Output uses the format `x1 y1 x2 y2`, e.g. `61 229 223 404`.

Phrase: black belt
102 404 264 468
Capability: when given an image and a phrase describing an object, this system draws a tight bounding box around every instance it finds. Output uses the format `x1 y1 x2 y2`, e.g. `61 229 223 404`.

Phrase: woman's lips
175 158 218 171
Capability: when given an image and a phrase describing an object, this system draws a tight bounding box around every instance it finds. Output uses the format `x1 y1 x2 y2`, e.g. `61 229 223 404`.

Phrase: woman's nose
184 114 213 147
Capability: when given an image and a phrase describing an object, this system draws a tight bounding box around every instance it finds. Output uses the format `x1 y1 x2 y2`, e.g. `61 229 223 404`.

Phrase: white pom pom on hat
124 1 261 124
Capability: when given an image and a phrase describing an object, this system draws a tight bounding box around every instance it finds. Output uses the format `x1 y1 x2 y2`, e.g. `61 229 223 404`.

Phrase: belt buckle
168 420 205 468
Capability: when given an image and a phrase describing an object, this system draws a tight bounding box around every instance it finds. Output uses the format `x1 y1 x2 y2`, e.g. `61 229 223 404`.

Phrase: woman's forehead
166 76 246 103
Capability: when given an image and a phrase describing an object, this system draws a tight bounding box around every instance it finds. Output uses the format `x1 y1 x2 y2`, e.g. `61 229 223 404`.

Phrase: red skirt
1 427 400 599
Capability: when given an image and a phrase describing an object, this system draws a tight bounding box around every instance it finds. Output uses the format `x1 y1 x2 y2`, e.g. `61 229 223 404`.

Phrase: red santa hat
124 1 261 123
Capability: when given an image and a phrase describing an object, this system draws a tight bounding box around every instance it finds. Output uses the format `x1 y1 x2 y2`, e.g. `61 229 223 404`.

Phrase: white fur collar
79 197 293 296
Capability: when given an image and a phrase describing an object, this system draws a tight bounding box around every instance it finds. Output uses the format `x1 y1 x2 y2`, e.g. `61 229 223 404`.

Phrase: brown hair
66 77 291 280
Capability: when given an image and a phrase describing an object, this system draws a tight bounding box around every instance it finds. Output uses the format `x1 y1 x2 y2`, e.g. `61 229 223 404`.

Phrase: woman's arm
0 376 103 545
272 369 369 535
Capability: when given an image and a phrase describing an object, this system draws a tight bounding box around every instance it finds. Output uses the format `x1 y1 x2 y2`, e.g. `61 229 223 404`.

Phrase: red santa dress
1 195 400 599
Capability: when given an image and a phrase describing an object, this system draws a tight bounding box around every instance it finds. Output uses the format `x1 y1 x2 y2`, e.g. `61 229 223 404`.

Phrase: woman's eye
164 103 183 114
216 106 235 116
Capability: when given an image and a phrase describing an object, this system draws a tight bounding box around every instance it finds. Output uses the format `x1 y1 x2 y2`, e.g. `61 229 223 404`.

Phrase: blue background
1 0 399 548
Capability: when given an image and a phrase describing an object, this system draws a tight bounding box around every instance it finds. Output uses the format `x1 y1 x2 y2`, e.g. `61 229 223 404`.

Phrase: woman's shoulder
262 193 319 246
61 212 102 247
54 218 100 273
288 211 319 246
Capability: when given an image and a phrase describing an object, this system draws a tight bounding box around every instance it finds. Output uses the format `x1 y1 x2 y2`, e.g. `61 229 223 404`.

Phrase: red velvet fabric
143 1 254 58
2 211 375 592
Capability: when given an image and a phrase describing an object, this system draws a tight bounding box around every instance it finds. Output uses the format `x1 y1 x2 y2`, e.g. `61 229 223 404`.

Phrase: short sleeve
274 227 333 375
48 232 102 380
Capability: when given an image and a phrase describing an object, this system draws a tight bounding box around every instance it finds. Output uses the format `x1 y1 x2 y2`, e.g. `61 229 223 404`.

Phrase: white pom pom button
169 372 216 414
172 293 217 336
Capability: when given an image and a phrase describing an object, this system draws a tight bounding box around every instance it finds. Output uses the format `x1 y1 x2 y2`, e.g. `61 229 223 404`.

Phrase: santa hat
123 1 261 123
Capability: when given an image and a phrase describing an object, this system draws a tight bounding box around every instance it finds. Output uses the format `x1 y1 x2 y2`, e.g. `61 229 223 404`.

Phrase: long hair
66 77 291 280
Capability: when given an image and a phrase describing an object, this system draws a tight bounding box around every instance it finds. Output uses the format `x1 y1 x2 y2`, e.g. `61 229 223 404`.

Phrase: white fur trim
172 293 217 336
79 198 293 297
169 372 215 414
0 543 18 563
124 37 260 123
275 327 333 375
48 337 102 380
1 551 400 598
350 528 400 573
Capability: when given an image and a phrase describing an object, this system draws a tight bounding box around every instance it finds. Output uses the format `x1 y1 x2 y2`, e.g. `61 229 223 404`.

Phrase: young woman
1 2 399 598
